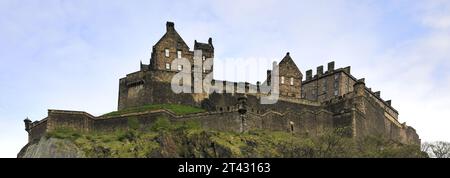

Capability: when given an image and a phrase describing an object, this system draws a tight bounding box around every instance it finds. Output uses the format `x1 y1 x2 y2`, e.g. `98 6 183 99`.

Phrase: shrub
127 117 140 130
150 117 172 132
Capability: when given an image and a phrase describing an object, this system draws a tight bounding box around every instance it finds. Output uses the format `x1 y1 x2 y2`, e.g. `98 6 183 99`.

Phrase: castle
23 22 420 145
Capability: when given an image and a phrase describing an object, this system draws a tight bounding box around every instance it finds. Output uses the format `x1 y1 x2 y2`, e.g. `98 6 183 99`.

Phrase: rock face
17 124 426 158
18 138 85 158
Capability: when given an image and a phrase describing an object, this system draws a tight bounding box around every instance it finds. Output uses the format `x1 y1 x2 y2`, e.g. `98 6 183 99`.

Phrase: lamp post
238 95 248 133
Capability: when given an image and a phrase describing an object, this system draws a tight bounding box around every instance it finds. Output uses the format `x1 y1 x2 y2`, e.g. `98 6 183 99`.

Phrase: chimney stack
208 37 213 45
166 21 175 32
306 70 312 80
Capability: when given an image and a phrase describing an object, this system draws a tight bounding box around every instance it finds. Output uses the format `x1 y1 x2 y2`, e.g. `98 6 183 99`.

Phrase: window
202 56 206 61
281 76 285 84
165 49 170 57
334 90 339 96
334 73 339 80
165 63 170 70
177 50 182 58
177 65 182 71
203 67 206 73
290 77 294 86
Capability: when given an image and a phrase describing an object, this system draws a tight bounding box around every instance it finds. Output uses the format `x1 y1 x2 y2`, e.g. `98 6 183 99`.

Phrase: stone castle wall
27 119 48 142
26 84 420 145
24 22 420 146
25 89 420 146
25 106 336 142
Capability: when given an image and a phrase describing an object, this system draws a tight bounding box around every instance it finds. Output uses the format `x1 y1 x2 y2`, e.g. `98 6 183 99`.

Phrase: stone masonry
24 22 420 145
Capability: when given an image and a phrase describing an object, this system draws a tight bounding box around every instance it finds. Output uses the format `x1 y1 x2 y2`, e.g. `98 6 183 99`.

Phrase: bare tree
422 141 450 158
421 142 432 155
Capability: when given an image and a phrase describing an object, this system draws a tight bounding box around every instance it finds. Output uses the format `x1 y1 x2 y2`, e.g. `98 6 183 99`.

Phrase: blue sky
1 0 450 157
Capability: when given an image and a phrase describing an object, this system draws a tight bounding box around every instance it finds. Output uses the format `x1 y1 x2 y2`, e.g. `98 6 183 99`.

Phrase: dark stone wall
118 69 207 110
28 120 47 142
27 93 420 145
150 22 192 72
46 110 94 132
94 108 334 137
302 69 355 102
278 53 302 98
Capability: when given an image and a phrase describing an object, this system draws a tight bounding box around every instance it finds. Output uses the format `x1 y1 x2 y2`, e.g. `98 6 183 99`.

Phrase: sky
1 0 450 157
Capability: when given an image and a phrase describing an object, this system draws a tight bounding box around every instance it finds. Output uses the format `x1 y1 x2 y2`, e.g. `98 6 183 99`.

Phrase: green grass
102 104 206 117
45 124 426 158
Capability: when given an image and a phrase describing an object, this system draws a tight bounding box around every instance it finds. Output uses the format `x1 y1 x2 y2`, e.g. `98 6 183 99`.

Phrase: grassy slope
45 117 427 158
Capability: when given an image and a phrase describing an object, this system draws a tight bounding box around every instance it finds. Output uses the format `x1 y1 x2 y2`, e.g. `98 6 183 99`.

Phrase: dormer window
281 76 285 84
165 63 170 70
165 49 170 57
177 50 182 58
290 77 294 86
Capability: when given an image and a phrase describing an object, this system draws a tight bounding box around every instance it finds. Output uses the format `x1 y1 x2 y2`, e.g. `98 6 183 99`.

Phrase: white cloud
1 0 450 157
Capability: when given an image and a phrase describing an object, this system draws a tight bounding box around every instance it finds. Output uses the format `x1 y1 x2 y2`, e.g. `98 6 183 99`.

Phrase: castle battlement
23 22 420 146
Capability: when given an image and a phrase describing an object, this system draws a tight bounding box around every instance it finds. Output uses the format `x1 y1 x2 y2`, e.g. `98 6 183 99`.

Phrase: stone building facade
23 22 420 146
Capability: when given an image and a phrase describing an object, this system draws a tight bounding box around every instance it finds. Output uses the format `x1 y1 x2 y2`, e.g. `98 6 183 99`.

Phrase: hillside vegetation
18 117 426 158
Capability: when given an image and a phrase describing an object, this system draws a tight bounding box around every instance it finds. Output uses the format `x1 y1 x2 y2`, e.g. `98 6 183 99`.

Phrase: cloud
1 0 450 157
417 0 450 30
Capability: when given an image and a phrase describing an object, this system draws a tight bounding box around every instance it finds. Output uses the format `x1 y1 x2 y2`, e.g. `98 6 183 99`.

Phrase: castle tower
194 38 214 78
278 52 303 98
150 22 192 72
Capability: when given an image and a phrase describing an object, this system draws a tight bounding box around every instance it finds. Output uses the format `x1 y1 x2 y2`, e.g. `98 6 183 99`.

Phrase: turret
24 117 32 132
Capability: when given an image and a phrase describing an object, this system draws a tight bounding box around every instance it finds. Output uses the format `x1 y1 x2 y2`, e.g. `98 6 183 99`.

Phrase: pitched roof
279 52 300 70
154 22 190 50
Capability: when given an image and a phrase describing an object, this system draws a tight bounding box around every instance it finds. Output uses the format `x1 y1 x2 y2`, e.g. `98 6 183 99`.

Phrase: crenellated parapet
23 21 420 148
